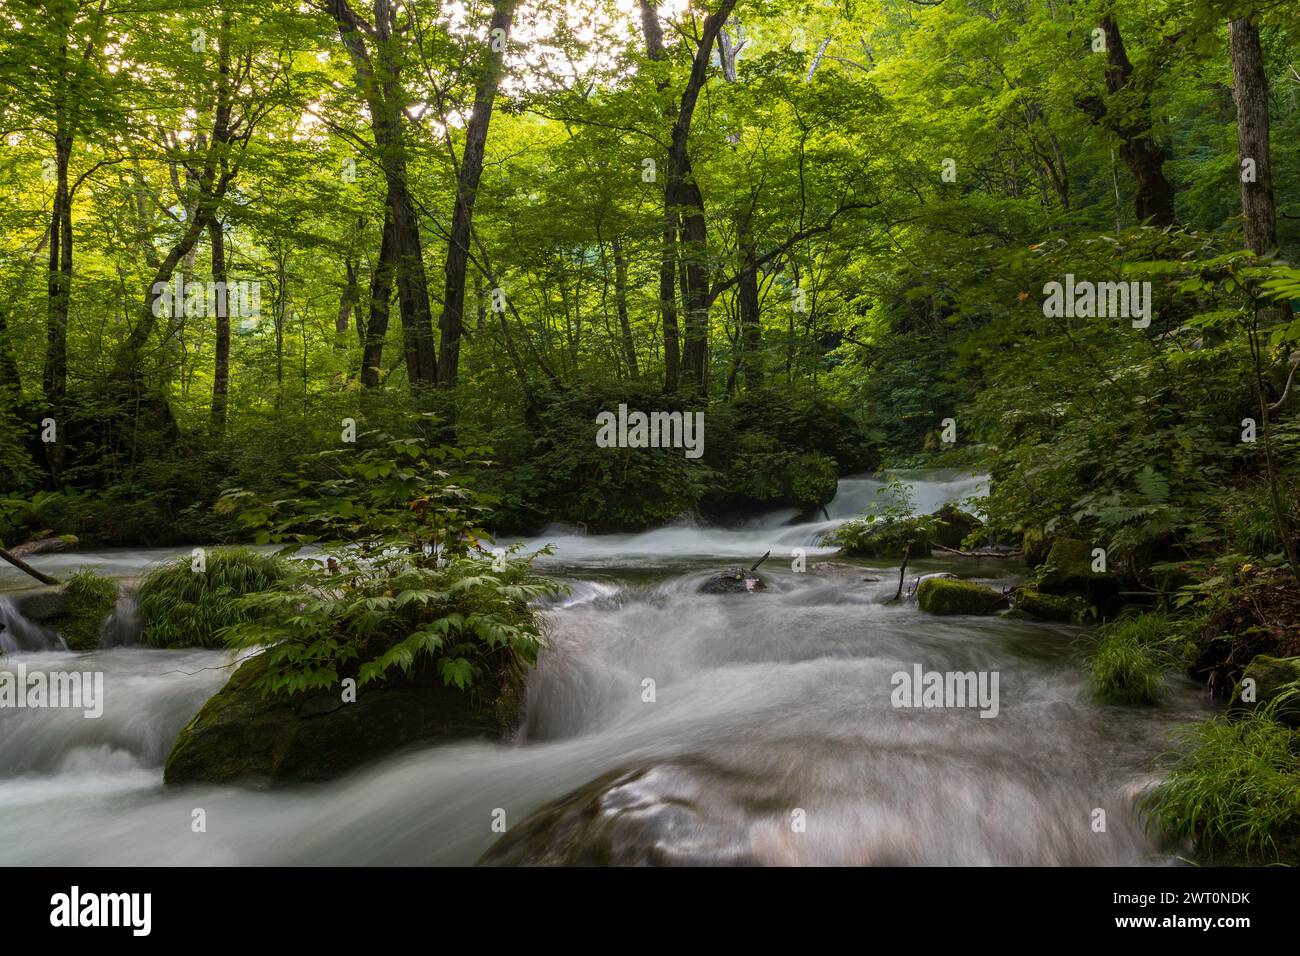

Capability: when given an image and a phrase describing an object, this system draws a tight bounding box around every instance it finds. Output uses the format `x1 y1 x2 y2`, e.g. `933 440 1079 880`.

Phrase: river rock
164 653 521 786
1037 538 1119 601
700 567 765 593
915 577 1008 615
904 571 957 598
10 586 69 624
1010 587 1093 623
9 579 116 651
479 760 764 866
932 504 982 550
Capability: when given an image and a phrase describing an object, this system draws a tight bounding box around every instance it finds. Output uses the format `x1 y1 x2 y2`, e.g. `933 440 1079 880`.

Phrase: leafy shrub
138 548 288 648
1221 475 1300 559
219 432 563 697
223 548 558 697
824 479 936 557
829 513 932 558
483 383 714 532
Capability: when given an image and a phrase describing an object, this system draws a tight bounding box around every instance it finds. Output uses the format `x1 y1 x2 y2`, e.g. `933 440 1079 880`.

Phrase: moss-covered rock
1037 537 1119 600
164 653 523 786
1011 587 1093 623
1229 655 1300 728
58 571 118 650
932 504 982 550
916 577 1007 615
13 571 117 650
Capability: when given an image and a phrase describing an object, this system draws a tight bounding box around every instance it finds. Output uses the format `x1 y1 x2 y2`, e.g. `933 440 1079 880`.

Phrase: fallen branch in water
931 543 1023 558
0 547 61 586
750 551 771 572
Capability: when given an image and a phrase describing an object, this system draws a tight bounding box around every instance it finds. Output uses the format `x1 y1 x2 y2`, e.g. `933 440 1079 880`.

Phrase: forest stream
0 471 1212 865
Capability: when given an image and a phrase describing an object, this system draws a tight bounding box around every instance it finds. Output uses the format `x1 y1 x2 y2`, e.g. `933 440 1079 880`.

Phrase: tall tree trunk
111 206 212 383
44 133 72 411
360 212 398 388
736 211 762 388
328 0 438 389
336 258 359 349
664 0 738 393
209 217 230 435
1229 18 1277 255
437 0 516 387
640 0 682 392
388 175 436 387
112 12 234 387
1079 16 1175 227
611 236 638 377
717 29 761 390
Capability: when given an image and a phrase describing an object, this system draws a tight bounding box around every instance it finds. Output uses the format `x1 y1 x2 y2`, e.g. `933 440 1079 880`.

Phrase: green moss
1143 711 1300 866
55 570 118 651
138 548 288 649
164 652 515 786
916 577 1006 615
1087 613 1174 705
1013 588 1093 623
1037 537 1119 599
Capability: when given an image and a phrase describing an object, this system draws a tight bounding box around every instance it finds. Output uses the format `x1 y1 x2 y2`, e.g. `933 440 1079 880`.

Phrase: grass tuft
138 548 288 648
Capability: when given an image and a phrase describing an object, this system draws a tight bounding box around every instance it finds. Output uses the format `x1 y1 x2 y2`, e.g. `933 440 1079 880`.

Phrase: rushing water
0 471 1209 865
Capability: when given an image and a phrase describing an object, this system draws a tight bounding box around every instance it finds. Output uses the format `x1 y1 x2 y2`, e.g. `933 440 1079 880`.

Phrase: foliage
218 433 563 696
1088 612 1178 705
138 548 289 649
222 548 558 697
826 478 936 557
57 569 118 651
1144 704 1300 865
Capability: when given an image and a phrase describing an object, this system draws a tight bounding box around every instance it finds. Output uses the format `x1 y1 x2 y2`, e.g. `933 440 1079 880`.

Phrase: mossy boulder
1037 538 1119 601
164 653 523 786
916 577 1008 615
1229 656 1300 728
13 571 117 650
932 504 982 550
1011 587 1093 624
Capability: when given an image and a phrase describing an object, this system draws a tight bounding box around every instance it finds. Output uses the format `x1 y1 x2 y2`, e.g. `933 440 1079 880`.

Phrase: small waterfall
0 597 66 654
101 586 142 648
